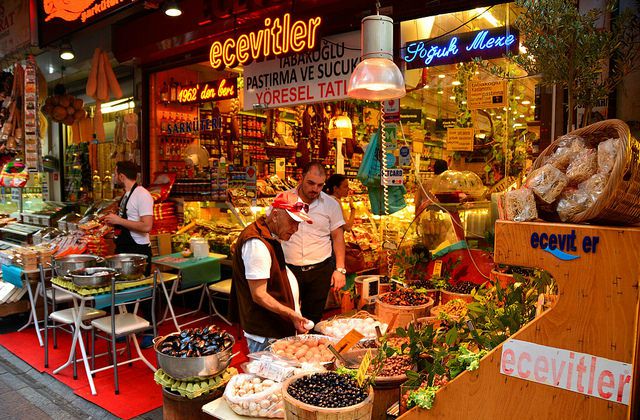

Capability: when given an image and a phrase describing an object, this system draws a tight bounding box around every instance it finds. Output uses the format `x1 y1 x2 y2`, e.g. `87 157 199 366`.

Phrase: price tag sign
433 260 443 277
447 128 475 152
11 188 21 202
334 328 365 354
355 350 372 387
467 80 507 110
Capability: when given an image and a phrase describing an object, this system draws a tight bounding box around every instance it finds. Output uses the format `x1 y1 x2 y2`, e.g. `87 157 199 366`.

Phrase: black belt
288 257 333 272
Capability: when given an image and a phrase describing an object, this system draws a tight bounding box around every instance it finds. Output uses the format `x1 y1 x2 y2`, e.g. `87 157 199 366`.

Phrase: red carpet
0 312 249 419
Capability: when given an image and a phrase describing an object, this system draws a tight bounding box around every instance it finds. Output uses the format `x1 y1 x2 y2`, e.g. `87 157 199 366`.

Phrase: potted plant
511 0 640 130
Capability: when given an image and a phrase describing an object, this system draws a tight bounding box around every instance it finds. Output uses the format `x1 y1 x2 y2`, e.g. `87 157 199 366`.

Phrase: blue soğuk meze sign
402 27 519 70
530 230 600 261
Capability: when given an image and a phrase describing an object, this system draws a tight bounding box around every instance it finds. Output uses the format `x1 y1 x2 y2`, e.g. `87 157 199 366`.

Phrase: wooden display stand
399 221 640 419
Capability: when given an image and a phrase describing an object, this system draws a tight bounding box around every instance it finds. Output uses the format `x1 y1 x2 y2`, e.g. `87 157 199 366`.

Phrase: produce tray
315 312 388 340
267 334 337 366
154 367 237 399
50 276 152 296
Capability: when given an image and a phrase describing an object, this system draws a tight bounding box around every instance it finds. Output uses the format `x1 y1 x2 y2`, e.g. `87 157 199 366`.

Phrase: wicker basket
531 119 640 224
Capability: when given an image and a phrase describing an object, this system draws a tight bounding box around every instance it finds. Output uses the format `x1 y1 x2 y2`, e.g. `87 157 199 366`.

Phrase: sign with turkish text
447 128 474 151
210 13 322 70
467 80 508 110
176 78 238 105
403 27 519 70
38 0 139 45
501 339 632 405
243 31 361 109
0 0 32 58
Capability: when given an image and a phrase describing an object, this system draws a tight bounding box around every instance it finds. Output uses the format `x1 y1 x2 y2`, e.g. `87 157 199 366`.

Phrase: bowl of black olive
282 372 373 417
154 326 235 380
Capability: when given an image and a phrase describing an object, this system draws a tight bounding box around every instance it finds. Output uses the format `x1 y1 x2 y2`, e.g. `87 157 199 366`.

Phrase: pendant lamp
348 15 406 101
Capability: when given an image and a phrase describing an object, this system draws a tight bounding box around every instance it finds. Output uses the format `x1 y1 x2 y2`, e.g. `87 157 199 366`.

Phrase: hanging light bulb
348 15 405 101
59 42 75 60
164 0 182 17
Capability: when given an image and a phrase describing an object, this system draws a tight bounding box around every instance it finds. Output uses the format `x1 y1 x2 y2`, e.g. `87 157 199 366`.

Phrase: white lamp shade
329 115 353 139
348 57 406 100
347 14 406 101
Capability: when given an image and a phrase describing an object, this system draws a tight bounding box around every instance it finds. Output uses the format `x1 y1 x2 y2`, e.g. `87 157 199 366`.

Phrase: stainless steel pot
54 254 104 277
104 254 148 281
68 267 118 288
154 333 235 380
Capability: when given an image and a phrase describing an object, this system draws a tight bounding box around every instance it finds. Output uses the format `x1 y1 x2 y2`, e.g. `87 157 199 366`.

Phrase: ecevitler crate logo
530 230 600 261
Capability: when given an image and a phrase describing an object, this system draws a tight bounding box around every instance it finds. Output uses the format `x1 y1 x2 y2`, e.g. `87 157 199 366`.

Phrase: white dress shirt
281 190 345 266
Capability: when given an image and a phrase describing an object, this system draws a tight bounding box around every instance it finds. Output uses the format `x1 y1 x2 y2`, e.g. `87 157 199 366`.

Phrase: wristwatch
335 267 347 274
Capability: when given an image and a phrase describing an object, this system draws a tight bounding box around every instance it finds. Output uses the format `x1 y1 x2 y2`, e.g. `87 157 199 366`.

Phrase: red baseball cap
272 191 313 224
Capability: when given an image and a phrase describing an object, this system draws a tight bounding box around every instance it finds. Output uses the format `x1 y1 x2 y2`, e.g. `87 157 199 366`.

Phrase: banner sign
0 0 32 58
176 78 238 105
467 80 508 110
400 109 422 124
501 339 632 405
38 0 139 45
243 31 360 110
447 128 474 151
402 27 519 70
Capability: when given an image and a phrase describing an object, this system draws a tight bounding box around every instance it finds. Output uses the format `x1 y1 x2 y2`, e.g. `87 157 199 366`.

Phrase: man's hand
102 213 123 226
331 270 346 290
290 311 312 334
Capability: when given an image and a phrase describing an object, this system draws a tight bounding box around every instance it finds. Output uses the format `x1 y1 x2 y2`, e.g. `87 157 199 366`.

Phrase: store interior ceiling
401 4 538 129
34 25 134 105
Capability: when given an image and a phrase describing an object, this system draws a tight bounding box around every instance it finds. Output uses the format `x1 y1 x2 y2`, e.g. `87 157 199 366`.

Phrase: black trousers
288 257 335 324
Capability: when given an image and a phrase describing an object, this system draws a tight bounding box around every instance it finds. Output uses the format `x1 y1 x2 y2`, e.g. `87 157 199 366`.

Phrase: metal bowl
154 332 235 381
68 267 118 288
54 254 104 277
104 254 148 281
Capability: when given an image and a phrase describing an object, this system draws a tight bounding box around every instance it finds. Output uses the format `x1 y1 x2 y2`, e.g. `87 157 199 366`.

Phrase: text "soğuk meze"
209 13 322 70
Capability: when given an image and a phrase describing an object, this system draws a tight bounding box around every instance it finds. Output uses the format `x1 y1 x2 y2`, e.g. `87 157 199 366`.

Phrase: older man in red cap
230 191 314 353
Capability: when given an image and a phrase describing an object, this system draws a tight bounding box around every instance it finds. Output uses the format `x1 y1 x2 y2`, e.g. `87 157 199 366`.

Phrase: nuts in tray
287 372 368 408
379 289 432 306
270 336 335 364
431 299 468 319
370 354 413 377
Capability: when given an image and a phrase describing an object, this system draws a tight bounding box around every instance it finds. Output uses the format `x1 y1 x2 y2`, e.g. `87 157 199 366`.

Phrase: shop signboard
501 339 632 405
467 80 508 110
210 13 322 70
38 0 139 45
175 78 238 105
243 31 361 110
383 99 400 122
0 0 32 58
446 128 474 151
439 118 458 129
402 27 519 70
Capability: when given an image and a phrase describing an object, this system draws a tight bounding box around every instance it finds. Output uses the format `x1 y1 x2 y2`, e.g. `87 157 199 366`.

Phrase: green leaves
407 386 440 410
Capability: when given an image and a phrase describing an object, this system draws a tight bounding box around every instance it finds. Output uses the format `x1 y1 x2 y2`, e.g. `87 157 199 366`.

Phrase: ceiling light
496 115 502 119
514 96 521 100
47 64 55 74
59 43 74 60
422 85 430 89
164 0 182 17
521 100 531 105
101 98 135 114
452 81 461 86
348 15 405 100
475 8 501 27
520 114 525 118
449 96 456 100
437 90 443 95
462 100 467 105
438 74 446 79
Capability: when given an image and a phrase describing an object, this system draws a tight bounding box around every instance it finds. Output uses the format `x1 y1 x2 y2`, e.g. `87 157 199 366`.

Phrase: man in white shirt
230 191 313 353
103 161 154 275
282 163 347 324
